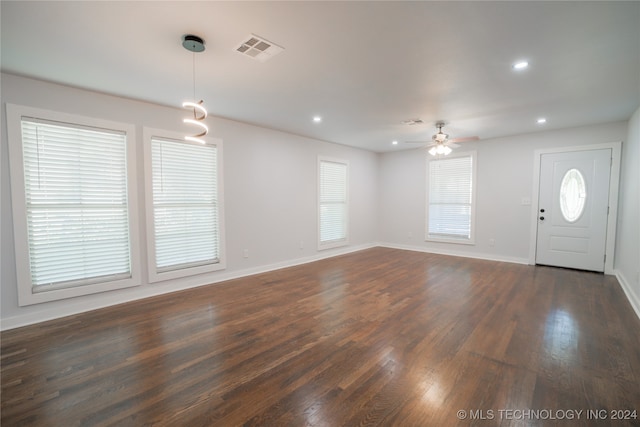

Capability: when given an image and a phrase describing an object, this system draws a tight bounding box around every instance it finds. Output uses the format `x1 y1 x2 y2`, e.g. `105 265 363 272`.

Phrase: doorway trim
528 142 622 274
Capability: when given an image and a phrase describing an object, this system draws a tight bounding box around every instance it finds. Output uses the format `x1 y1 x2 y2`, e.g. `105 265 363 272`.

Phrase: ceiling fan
406 122 479 156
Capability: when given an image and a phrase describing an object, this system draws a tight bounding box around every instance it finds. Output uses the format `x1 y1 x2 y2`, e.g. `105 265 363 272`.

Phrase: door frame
528 142 622 274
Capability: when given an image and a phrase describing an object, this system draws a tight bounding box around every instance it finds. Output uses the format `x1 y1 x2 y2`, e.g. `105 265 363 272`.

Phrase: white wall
614 106 640 318
0 73 379 329
378 122 629 263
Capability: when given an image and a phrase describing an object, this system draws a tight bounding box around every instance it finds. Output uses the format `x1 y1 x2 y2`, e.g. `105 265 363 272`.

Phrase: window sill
148 259 227 283
18 276 140 307
318 239 349 251
425 236 476 246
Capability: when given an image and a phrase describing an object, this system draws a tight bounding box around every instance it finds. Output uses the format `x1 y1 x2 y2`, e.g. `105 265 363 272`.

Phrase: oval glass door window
559 168 587 222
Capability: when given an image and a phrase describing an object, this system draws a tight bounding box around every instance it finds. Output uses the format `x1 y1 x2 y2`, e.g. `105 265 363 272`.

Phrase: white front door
535 149 611 272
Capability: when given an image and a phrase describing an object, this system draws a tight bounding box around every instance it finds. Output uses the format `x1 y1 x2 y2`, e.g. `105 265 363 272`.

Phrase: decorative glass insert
559 168 586 223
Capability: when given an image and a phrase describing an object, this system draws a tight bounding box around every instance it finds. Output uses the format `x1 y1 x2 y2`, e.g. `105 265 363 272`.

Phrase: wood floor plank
2 247 640 426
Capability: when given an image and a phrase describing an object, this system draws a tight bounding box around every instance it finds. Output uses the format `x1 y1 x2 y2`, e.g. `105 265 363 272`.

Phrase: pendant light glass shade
429 143 452 156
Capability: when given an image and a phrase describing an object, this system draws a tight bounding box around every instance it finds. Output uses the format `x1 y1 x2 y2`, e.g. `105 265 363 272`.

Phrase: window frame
6 104 141 306
425 150 477 245
317 156 349 250
142 127 226 283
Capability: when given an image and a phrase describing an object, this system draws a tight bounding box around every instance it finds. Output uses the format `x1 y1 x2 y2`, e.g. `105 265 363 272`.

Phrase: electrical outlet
243 249 249 258
489 238 495 247
300 240 304 250
408 231 413 239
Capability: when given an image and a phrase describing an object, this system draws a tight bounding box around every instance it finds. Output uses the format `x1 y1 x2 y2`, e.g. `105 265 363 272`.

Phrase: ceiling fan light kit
406 122 478 156
432 122 449 143
429 144 452 156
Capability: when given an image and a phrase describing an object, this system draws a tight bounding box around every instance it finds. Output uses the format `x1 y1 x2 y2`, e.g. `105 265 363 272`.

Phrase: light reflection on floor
542 309 579 362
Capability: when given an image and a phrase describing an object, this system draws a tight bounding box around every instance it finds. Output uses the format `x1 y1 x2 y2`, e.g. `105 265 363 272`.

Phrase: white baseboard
0 243 376 331
377 242 530 265
614 270 640 321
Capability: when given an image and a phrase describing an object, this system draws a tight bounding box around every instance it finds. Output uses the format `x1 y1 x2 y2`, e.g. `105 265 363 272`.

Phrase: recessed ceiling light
313 116 322 123
392 140 398 145
513 60 529 70
537 118 547 124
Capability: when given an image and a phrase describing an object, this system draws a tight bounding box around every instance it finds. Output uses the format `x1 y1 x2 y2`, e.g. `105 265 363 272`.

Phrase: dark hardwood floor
2 247 640 426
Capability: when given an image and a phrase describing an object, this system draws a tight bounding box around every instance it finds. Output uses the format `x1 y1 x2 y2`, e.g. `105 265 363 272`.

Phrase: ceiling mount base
182 34 205 53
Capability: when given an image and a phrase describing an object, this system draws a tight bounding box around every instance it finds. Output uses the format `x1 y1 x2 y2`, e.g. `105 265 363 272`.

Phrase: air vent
401 118 424 125
235 34 284 62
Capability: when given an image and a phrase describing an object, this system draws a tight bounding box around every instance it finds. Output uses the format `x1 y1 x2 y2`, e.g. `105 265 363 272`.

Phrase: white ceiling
2 1 639 152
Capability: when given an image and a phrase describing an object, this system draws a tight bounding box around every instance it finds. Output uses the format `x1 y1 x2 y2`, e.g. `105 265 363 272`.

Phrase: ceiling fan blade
449 136 479 143
405 140 430 144
446 142 460 148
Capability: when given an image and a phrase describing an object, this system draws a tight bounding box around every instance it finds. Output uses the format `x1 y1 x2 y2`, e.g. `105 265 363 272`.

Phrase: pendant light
182 34 208 144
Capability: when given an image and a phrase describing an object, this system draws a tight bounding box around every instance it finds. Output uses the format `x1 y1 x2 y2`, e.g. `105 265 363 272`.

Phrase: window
426 151 476 244
6 104 140 305
144 129 225 282
318 157 348 249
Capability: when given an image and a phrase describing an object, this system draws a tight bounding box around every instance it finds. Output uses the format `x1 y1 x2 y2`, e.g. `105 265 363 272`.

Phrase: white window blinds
427 154 475 241
319 159 348 245
151 138 219 272
20 118 132 289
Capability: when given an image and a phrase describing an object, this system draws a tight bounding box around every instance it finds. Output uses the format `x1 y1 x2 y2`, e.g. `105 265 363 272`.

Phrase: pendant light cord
192 51 197 118
192 51 196 100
